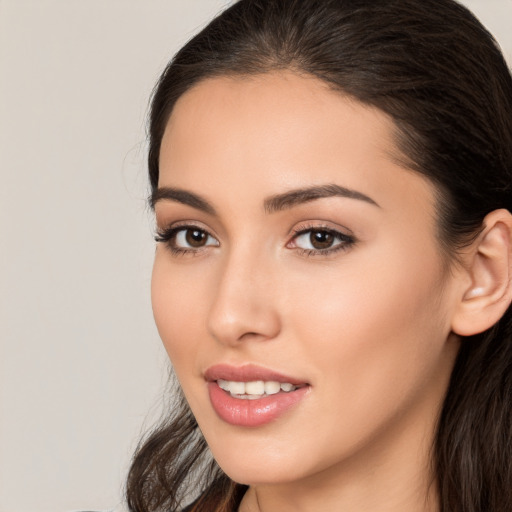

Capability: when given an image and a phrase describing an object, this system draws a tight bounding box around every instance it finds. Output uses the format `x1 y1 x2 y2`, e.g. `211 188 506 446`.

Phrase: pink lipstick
204 364 310 427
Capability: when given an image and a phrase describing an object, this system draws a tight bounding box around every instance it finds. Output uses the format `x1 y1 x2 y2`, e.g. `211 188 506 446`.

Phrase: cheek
151 254 207 374
287 240 451 424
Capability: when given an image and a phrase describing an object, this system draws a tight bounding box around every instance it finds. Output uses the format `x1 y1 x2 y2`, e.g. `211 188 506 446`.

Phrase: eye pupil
310 230 334 249
186 229 207 247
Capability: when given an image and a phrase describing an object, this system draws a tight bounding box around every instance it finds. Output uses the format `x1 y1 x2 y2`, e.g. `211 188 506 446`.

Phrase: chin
217 459 303 487
204 433 312 486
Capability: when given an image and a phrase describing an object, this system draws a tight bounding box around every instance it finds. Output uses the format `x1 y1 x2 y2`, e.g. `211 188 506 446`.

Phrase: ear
451 209 512 337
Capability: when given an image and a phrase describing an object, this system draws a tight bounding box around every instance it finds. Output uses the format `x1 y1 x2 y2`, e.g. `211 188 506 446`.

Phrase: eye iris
310 230 334 249
185 229 207 247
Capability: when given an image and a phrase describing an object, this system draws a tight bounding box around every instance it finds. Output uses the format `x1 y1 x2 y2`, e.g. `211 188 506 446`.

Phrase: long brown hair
126 1 512 510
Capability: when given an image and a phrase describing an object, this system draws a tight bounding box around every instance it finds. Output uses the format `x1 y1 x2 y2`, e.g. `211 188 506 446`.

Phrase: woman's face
152 72 461 486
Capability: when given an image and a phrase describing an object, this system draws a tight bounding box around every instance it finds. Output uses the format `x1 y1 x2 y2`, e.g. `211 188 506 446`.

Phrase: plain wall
1 1 511 511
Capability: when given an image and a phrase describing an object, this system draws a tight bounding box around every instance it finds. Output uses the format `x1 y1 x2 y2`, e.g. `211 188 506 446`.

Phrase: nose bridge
207 241 280 345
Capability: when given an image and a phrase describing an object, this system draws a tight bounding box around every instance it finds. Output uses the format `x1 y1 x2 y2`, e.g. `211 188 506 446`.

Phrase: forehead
163 72 398 159
159 71 435 219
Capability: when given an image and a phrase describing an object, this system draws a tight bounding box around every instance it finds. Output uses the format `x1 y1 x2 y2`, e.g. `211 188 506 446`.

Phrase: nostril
207 307 281 346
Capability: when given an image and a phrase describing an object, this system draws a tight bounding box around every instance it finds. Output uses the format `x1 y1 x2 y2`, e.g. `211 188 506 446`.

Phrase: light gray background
1 1 511 511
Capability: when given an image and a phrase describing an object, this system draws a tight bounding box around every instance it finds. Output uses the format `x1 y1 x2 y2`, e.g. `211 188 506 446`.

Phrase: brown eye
185 228 208 247
309 230 335 249
154 225 219 254
291 227 355 254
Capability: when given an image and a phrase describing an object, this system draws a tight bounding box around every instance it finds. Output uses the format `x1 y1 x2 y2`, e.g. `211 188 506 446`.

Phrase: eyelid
155 219 218 237
154 219 356 257
288 220 354 239
154 221 220 254
286 221 356 255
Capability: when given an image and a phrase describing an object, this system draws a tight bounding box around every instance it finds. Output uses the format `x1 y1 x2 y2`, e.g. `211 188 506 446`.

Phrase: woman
126 0 512 511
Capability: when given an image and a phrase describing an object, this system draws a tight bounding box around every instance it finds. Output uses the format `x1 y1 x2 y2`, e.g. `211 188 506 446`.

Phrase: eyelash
288 224 356 257
154 223 356 257
154 224 217 256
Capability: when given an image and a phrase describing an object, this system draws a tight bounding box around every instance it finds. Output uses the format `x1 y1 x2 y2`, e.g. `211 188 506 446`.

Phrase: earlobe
451 209 512 337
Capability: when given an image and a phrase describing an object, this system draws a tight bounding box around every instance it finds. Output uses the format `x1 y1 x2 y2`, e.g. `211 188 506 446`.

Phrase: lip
204 363 307 385
204 364 310 427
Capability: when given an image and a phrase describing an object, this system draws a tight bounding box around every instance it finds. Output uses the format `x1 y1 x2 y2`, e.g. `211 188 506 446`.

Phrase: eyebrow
151 187 216 214
151 184 379 214
263 184 379 213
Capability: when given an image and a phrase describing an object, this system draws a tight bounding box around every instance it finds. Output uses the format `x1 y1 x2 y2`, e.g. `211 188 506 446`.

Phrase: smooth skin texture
151 72 512 512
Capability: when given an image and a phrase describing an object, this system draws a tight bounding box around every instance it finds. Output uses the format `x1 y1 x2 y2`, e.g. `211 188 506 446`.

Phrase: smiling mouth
216 379 304 400
204 364 310 425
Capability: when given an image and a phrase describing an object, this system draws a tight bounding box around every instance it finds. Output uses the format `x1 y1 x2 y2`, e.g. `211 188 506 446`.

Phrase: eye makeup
154 223 219 256
286 221 356 257
155 220 356 258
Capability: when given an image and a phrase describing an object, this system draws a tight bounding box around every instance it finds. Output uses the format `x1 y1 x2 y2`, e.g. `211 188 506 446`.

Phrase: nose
206 249 281 346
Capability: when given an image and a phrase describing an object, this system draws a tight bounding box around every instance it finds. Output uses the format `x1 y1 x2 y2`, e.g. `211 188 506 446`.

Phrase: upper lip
204 364 308 385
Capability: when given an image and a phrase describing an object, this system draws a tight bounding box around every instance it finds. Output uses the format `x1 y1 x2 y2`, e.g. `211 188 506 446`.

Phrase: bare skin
151 72 512 512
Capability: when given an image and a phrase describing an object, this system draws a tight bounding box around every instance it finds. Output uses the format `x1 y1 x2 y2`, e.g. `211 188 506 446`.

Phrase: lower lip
208 382 309 427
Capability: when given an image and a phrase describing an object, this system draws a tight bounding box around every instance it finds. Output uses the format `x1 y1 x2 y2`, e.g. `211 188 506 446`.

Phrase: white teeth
217 379 230 391
216 379 299 397
245 380 265 395
229 381 245 395
264 381 281 395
